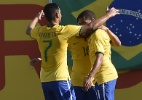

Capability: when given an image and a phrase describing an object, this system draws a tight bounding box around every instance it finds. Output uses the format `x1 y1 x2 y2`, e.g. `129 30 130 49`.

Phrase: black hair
77 10 95 23
44 3 60 22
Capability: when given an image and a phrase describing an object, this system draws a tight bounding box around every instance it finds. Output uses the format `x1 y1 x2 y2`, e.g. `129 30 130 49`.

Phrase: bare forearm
80 8 119 38
88 54 103 78
80 14 111 38
26 17 39 35
92 14 111 30
26 10 44 35
107 29 121 46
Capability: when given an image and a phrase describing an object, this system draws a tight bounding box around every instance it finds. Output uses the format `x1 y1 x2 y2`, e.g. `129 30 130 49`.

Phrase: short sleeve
62 25 82 39
92 30 106 54
30 26 41 39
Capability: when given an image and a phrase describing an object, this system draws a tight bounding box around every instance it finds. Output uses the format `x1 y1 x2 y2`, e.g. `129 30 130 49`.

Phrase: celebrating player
26 3 119 100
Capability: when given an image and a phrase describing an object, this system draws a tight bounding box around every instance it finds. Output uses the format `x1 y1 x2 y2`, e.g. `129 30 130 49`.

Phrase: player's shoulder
45 25 65 32
61 25 81 34
94 29 107 37
33 25 42 30
89 29 106 41
31 26 42 34
54 24 76 30
96 29 106 34
65 25 81 29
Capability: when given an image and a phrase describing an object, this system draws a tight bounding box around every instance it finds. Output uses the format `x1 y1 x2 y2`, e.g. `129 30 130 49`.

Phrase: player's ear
56 12 60 18
91 18 95 20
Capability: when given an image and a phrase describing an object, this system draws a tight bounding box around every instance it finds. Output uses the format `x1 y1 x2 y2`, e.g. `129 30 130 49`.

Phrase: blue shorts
95 79 117 100
74 86 97 100
42 81 76 100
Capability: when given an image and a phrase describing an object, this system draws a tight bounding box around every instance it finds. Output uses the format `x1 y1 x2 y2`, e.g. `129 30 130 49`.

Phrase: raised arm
80 7 119 37
30 57 42 67
106 28 121 46
100 25 121 46
26 10 44 35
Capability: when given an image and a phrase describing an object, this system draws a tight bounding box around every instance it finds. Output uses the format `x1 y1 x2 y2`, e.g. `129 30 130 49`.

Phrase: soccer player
69 10 121 100
26 3 119 100
82 12 121 100
68 37 96 100
68 11 96 100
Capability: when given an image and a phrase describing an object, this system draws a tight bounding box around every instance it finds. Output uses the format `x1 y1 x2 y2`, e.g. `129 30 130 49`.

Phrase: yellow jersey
88 29 118 85
30 24 81 82
68 36 92 86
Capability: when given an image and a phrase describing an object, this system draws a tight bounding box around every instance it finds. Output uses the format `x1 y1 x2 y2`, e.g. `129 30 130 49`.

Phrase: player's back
37 25 67 70
30 24 81 82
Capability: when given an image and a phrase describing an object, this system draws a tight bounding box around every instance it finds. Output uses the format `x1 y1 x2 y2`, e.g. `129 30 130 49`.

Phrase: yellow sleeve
92 29 106 54
30 26 41 39
62 25 82 39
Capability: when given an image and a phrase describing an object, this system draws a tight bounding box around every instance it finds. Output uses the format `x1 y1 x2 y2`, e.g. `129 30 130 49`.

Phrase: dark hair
44 3 60 22
77 10 95 23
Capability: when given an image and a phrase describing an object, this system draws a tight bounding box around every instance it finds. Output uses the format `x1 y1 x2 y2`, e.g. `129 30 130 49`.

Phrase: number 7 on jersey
43 40 52 62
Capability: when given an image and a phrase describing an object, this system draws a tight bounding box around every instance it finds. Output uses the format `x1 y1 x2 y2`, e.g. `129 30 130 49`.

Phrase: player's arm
80 7 119 38
83 53 103 91
26 10 44 35
100 25 121 46
106 28 121 46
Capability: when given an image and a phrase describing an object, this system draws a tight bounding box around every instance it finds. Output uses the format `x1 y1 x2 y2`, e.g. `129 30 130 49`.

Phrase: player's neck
47 20 59 27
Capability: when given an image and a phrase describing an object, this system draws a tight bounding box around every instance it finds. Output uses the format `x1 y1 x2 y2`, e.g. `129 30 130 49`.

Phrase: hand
36 10 44 20
30 58 41 68
106 7 120 17
99 25 109 31
83 76 93 91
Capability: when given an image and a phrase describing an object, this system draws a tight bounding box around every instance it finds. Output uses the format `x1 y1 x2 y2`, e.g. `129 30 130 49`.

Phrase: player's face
78 17 91 25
